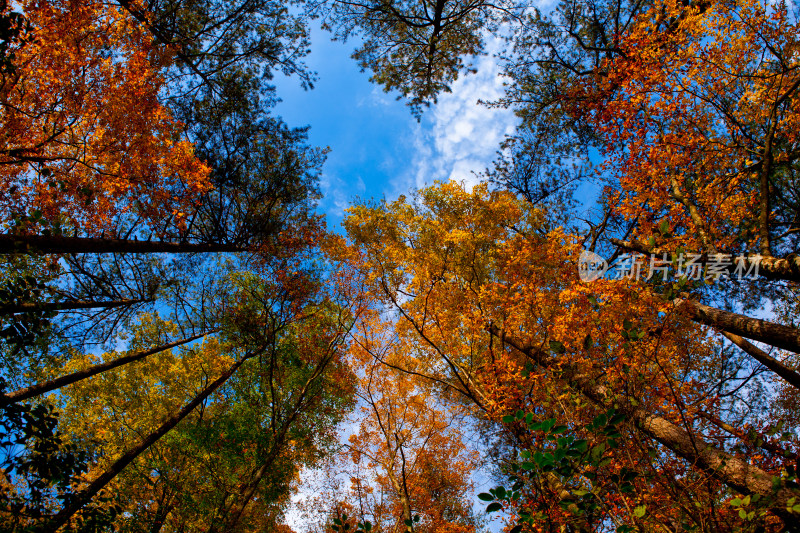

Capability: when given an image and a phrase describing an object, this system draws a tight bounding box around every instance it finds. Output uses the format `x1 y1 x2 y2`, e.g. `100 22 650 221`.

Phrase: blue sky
275 27 518 532
273 26 518 230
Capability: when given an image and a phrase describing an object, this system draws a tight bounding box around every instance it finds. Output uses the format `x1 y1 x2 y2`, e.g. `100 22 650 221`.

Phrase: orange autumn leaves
579 0 800 254
344 357 480 533
340 180 734 529
344 182 712 426
0 0 211 234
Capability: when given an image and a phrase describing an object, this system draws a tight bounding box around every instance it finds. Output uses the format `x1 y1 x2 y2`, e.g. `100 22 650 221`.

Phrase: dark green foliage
0 2 30 76
487 408 630 532
318 0 519 116
0 387 120 533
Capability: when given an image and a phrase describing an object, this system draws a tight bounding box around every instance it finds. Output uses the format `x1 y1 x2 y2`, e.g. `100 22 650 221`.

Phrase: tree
490 0 636 214
0 0 349 531
572 0 800 260
115 0 325 249
486 1 800 525
0 0 212 236
7 231 362 531
0 0 324 247
499 0 800 311
316 0 519 115
338 325 481 533
343 181 799 531
0 0 327 372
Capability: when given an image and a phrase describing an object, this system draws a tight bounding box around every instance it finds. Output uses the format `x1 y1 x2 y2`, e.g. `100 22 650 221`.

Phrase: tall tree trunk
0 234 244 255
0 298 151 315
207 341 342 532
489 325 800 522
678 299 800 354
207 447 282 533
720 331 800 390
758 110 777 257
46 352 254 532
0 331 215 406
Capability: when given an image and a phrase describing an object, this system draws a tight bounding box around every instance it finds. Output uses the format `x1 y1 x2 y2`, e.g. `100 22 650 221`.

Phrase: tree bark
678 299 800 354
0 331 214 406
47 352 254 532
385 455 414 533
488 325 800 521
0 298 151 315
0 234 244 255
720 331 800 390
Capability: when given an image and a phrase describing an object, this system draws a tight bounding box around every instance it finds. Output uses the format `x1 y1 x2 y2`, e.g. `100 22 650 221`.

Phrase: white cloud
318 171 352 218
392 34 518 196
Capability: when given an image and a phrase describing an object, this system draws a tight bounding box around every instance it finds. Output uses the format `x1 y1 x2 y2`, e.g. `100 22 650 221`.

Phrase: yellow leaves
340 347 479 532
56 318 228 450
343 181 718 442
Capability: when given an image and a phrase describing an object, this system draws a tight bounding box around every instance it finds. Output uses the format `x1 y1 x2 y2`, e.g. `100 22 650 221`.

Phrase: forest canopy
1 0 799 532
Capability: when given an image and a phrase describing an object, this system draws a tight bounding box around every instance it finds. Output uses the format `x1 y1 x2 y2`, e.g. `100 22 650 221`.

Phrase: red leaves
0 1 211 234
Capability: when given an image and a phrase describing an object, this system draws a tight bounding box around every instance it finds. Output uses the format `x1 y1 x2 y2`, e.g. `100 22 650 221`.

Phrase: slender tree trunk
386 458 414 532
0 298 151 315
46 352 254 532
669 175 718 253
758 111 777 257
149 500 174 533
678 299 800 354
720 331 800 390
489 325 800 521
0 234 244 255
208 447 282 533
0 331 215 406
396 437 415 532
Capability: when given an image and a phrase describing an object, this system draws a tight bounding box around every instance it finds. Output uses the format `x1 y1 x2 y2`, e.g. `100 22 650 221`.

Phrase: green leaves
403 514 421 530
491 407 635 529
486 502 503 513
620 318 645 342
0 395 122 532
478 486 512 516
332 513 374 532
549 340 566 354
785 497 800 514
